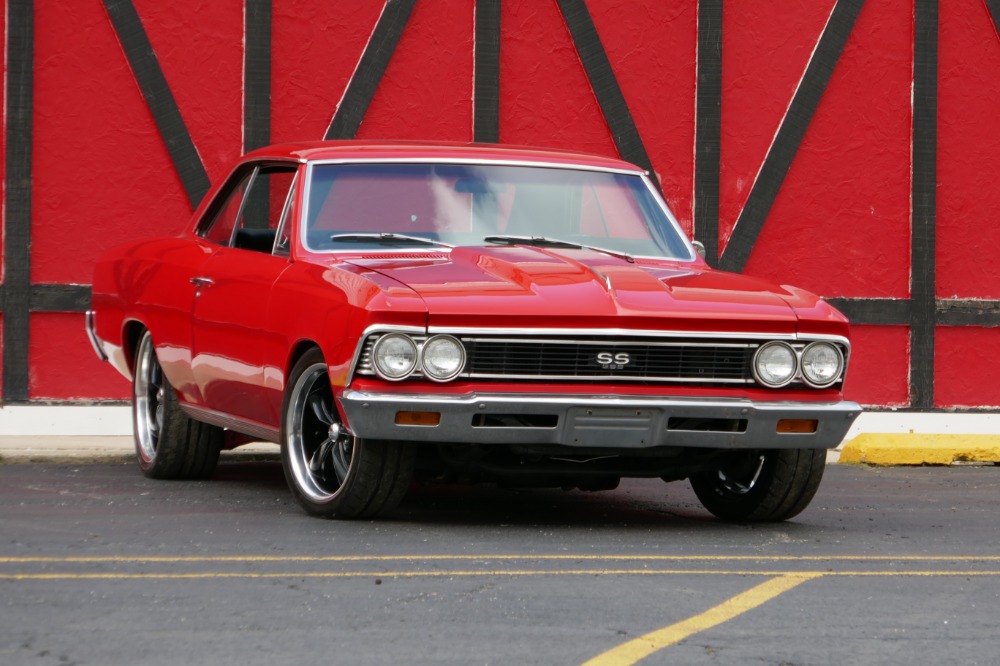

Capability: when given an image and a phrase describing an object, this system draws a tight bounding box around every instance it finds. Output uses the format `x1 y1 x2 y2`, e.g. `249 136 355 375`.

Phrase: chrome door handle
190 277 215 288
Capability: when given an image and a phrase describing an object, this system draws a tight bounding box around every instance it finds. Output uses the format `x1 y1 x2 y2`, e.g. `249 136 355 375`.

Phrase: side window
198 164 297 253
200 169 255 246
232 166 297 254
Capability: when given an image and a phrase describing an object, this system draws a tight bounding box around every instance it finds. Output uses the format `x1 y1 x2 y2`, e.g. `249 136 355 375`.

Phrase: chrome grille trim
353 333 840 385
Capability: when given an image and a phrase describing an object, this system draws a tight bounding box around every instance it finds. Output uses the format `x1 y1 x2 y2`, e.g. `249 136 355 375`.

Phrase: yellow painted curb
840 433 1000 466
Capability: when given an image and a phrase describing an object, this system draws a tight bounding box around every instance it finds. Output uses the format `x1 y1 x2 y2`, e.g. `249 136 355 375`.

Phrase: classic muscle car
88 141 861 521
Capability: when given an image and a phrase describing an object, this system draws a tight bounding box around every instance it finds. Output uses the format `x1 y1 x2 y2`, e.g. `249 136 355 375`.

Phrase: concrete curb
839 433 1000 466
0 436 280 465
1 407 999 466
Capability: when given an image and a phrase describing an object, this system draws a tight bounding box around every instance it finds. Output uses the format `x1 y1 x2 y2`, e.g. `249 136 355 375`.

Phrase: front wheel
132 330 222 479
689 448 826 522
280 349 415 519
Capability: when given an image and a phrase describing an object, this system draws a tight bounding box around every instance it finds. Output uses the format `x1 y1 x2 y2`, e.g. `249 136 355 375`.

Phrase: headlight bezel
368 332 467 383
420 335 467 382
752 339 848 389
371 332 420 381
800 341 846 388
752 341 799 388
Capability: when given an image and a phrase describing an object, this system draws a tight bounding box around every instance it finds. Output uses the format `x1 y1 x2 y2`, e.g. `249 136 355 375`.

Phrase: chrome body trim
85 310 109 362
456 337 757 348
337 389 862 450
178 403 281 443
298 157 697 261
427 327 849 344
348 329 850 387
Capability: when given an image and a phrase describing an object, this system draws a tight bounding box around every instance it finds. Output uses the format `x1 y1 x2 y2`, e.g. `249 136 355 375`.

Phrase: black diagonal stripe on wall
986 0 1000 37
2 0 34 403
719 0 865 273
244 0 272 153
556 0 656 180
695 0 723 267
104 0 211 209
911 0 938 409
474 0 501 143
325 0 417 140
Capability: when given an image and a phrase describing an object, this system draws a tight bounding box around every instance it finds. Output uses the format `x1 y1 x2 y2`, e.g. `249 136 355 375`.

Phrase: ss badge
596 351 630 370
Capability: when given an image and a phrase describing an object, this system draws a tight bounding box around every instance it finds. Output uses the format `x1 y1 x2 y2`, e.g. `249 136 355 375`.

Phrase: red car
88 141 860 522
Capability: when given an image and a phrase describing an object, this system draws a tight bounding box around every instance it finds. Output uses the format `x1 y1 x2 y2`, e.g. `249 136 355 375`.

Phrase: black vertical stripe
719 0 865 273
325 0 418 140
103 0 211 209
555 0 655 180
474 0 501 143
911 0 938 409
242 0 273 230
2 0 34 403
695 0 723 267
244 0 272 153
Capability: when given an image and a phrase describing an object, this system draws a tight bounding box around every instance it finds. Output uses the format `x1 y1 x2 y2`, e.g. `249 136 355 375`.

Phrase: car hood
343 245 809 334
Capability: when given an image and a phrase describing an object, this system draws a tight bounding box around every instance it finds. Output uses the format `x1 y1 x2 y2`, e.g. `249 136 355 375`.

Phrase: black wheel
132 330 222 479
689 448 826 522
280 348 415 519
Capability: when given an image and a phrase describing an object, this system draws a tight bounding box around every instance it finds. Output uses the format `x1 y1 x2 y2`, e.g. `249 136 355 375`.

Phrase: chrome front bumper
338 390 862 450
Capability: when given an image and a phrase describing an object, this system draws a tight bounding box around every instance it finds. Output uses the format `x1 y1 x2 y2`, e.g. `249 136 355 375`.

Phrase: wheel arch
285 339 324 387
122 319 149 378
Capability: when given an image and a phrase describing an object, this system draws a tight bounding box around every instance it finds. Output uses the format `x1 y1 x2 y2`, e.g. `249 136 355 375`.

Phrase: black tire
280 348 415 519
132 330 222 479
689 448 826 522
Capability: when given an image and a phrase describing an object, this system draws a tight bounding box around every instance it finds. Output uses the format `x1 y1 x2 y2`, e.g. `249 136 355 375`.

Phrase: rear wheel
280 348 415 519
689 448 826 522
132 330 222 479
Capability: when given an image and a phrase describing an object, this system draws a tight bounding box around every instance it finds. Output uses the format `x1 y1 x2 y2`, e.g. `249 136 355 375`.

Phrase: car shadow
209 459 824 533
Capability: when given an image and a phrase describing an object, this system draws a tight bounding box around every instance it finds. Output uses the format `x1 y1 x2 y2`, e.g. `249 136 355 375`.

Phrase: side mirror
691 240 707 260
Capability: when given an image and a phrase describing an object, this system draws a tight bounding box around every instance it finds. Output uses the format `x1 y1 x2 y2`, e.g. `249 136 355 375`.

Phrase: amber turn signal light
395 411 441 426
776 419 818 433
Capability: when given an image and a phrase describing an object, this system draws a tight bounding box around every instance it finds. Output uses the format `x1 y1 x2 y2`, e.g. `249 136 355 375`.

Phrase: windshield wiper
484 235 634 263
330 233 453 248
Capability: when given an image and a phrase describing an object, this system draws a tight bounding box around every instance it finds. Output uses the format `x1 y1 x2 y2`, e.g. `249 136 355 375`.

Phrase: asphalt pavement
1 462 998 665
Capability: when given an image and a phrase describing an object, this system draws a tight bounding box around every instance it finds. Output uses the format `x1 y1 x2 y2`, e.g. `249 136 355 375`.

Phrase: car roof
241 140 645 172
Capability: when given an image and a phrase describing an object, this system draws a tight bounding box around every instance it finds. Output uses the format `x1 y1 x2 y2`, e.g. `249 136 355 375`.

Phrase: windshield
302 162 693 260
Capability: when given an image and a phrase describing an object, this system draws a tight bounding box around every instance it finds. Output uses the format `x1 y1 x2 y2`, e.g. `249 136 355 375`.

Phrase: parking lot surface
1 462 998 665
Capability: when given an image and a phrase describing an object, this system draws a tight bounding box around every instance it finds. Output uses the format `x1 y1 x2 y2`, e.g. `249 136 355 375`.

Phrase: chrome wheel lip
133 333 161 464
286 363 355 503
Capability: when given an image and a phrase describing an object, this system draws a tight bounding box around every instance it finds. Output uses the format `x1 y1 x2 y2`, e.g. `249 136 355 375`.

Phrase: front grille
356 335 758 384
463 338 753 383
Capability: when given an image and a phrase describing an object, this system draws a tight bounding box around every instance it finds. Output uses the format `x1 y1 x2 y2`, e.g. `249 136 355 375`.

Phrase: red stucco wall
3 0 999 408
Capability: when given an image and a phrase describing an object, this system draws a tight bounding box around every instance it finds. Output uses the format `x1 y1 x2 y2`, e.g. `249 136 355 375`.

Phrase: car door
190 163 299 433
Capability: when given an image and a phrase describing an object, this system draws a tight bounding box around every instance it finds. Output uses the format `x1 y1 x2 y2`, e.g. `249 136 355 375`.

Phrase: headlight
420 335 466 382
801 341 844 387
372 333 418 380
753 342 797 387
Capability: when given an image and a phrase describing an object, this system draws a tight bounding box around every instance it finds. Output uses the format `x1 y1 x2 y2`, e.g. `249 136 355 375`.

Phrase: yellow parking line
2 554 1000 564
3 568 1000 581
580 574 821 666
